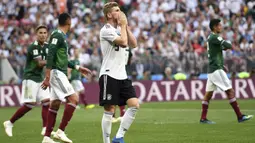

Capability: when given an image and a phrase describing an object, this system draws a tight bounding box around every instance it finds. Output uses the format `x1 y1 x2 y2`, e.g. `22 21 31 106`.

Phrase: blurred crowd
0 0 255 83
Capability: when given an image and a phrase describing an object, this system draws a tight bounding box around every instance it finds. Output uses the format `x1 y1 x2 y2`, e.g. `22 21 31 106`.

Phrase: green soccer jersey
207 33 232 73
23 41 49 82
69 59 81 81
46 29 76 75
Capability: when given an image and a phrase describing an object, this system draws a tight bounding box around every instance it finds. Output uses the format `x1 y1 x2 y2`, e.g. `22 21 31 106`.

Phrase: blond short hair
103 2 119 20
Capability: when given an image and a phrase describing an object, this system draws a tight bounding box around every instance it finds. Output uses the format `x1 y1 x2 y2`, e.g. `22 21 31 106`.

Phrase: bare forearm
38 60 46 67
45 68 51 80
120 25 128 47
127 26 137 48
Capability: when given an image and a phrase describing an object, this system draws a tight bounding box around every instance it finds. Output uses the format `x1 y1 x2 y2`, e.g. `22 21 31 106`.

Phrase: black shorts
99 75 137 106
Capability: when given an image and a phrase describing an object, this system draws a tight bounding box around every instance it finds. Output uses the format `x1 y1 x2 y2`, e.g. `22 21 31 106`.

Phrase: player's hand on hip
41 79 50 90
118 11 127 26
79 67 92 78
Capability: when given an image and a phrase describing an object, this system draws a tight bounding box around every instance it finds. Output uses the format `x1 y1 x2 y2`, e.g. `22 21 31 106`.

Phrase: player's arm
221 40 232 50
41 35 59 89
35 59 46 67
113 24 128 47
126 26 137 48
68 61 92 78
28 45 46 67
213 36 232 50
113 12 128 47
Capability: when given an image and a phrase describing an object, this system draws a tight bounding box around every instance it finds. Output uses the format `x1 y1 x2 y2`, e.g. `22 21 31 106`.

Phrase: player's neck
107 20 117 28
38 41 44 46
58 27 67 34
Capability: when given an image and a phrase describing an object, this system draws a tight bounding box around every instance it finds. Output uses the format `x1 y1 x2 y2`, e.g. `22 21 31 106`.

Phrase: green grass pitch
0 100 255 143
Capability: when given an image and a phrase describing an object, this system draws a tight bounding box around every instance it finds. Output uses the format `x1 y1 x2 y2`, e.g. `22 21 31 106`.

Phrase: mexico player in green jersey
200 19 253 124
69 48 95 109
40 13 91 143
3 25 51 137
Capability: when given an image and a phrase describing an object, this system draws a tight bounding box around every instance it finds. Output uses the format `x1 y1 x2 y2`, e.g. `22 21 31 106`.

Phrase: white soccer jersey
99 23 129 80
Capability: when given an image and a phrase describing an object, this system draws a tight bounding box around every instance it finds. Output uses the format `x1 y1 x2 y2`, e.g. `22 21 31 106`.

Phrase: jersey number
114 44 119 51
207 42 210 58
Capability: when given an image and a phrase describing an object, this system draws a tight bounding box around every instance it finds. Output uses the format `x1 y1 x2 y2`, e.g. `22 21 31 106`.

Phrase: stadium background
0 0 255 143
0 0 255 84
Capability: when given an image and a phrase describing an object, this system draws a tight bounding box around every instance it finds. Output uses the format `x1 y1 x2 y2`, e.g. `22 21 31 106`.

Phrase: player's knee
104 105 115 113
127 98 140 109
41 99 50 105
50 100 61 110
226 89 235 99
205 92 213 101
67 94 79 105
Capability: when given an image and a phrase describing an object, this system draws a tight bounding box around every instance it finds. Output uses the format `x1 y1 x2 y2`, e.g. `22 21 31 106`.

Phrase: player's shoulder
50 29 63 38
28 41 38 50
209 33 222 41
100 24 115 33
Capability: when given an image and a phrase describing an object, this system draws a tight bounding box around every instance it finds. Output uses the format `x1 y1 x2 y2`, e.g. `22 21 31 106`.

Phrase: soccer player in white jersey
99 2 139 143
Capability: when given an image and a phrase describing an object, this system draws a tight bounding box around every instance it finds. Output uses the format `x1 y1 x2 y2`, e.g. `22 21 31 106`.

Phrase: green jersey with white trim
23 41 49 82
207 33 232 73
46 29 76 75
69 59 81 81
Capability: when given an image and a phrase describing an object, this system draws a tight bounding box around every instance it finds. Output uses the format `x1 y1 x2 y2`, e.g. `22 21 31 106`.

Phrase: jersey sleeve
211 35 232 49
68 60 76 69
101 28 118 42
46 33 62 69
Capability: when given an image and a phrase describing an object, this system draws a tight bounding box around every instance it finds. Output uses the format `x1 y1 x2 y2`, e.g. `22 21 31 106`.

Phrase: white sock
116 107 138 138
102 112 113 143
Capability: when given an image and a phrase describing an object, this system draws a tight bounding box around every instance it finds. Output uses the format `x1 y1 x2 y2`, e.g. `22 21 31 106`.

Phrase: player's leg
114 106 126 123
103 105 115 143
41 99 50 135
58 93 78 132
200 91 215 124
225 89 253 122
44 99 61 137
213 69 253 122
48 70 77 143
43 98 61 143
3 80 37 137
113 79 139 143
38 86 51 136
75 80 95 109
199 71 217 124
99 75 119 143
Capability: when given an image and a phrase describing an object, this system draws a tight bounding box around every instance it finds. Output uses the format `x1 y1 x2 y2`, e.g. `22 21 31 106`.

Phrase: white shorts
206 69 232 92
21 79 50 104
50 69 75 101
71 80 85 92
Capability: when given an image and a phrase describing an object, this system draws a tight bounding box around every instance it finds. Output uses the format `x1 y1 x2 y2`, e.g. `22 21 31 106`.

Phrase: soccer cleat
41 127 46 136
200 119 216 124
76 105 81 109
42 136 59 143
53 129 72 143
116 117 123 122
238 115 253 123
85 104 95 109
3 120 13 137
112 137 125 143
41 127 56 136
112 117 119 123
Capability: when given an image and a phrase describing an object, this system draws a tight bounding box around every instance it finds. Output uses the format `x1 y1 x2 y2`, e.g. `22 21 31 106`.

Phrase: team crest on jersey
107 94 112 100
116 30 121 36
